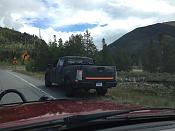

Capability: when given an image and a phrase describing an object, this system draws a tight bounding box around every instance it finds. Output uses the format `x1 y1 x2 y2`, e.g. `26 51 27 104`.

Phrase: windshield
0 0 175 129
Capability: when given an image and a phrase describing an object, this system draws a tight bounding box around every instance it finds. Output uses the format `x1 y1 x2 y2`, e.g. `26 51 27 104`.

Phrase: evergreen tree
100 38 115 66
113 48 131 71
58 38 63 48
143 40 159 72
83 30 97 58
64 34 84 56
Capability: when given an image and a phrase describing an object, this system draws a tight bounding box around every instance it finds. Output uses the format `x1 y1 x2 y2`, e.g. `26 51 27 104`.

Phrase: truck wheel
97 89 107 96
65 80 74 97
45 73 52 87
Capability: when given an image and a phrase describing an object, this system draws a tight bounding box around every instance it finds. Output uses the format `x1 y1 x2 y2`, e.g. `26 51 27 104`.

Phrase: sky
0 0 175 49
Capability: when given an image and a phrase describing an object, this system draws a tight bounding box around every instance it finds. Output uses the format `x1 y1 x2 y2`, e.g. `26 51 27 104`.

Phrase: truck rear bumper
73 80 117 89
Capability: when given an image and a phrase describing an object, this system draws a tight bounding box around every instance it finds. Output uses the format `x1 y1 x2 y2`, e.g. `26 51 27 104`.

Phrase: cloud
19 24 82 45
0 0 47 29
0 0 175 49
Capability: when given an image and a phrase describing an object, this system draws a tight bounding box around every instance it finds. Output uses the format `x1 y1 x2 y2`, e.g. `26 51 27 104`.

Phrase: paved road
0 69 99 104
0 69 67 104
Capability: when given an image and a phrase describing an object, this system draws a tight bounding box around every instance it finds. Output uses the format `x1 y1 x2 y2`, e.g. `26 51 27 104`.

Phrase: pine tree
83 30 97 57
143 39 159 72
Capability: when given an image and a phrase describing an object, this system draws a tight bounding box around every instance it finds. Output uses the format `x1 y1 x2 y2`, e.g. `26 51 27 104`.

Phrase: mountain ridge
108 21 175 54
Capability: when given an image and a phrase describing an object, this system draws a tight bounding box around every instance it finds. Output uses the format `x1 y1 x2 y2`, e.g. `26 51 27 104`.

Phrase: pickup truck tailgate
82 66 116 80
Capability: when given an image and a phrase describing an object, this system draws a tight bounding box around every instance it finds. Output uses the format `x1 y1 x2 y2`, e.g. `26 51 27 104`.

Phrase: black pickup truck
45 56 117 96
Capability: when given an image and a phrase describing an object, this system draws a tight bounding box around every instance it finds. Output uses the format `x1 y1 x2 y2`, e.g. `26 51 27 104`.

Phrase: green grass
0 62 44 80
107 83 175 108
117 71 175 82
0 62 14 69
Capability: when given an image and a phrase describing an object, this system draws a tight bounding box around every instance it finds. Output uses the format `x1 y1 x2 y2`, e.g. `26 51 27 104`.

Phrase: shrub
25 59 35 72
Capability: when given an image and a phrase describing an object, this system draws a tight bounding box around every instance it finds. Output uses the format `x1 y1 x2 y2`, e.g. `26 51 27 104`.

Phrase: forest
0 27 175 73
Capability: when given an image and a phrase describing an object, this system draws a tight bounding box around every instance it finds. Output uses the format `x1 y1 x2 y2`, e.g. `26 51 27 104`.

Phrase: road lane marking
7 71 56 99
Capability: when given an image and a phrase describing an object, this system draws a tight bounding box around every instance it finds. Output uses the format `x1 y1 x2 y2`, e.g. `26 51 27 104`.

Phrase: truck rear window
67 58 94 65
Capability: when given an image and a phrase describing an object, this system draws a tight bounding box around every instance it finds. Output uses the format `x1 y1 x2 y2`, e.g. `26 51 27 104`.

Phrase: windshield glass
0 0 175 129
67 58 94 65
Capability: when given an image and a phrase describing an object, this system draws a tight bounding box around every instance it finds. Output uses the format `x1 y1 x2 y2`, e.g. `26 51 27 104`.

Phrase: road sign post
12 57 17 70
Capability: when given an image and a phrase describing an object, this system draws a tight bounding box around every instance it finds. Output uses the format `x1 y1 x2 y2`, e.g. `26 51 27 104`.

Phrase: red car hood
0 99 142 129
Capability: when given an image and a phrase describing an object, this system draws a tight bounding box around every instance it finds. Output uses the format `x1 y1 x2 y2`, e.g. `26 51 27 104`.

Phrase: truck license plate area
96 82 102 87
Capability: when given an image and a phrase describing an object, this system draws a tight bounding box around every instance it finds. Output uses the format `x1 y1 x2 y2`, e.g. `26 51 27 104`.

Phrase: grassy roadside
0 62 45 80
107 71 175 107
0 62 14 69
107 83 175 108
117 71 175 82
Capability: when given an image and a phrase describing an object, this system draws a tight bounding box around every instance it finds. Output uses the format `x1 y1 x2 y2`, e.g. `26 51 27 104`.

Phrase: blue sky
0 0 175 49
41 0 59 8
29 17 98 32
29 18 52 29
56 23 98 32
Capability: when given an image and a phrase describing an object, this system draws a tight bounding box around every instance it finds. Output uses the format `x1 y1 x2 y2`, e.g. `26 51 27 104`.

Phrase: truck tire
45 73 52 87
65 79 74 97
96 89 107 96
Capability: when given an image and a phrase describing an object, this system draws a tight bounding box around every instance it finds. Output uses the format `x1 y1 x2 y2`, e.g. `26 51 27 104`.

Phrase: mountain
108 21 175 55
0 27 49 67
0 27 47 50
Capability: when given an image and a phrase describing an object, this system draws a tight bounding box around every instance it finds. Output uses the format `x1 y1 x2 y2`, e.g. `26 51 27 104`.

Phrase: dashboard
99 121 175 131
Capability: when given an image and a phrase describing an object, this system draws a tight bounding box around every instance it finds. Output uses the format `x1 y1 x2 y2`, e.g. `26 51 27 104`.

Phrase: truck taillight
76 70 83 80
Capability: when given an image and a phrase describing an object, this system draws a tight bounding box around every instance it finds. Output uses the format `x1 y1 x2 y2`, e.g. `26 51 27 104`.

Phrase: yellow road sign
22 51 30 61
